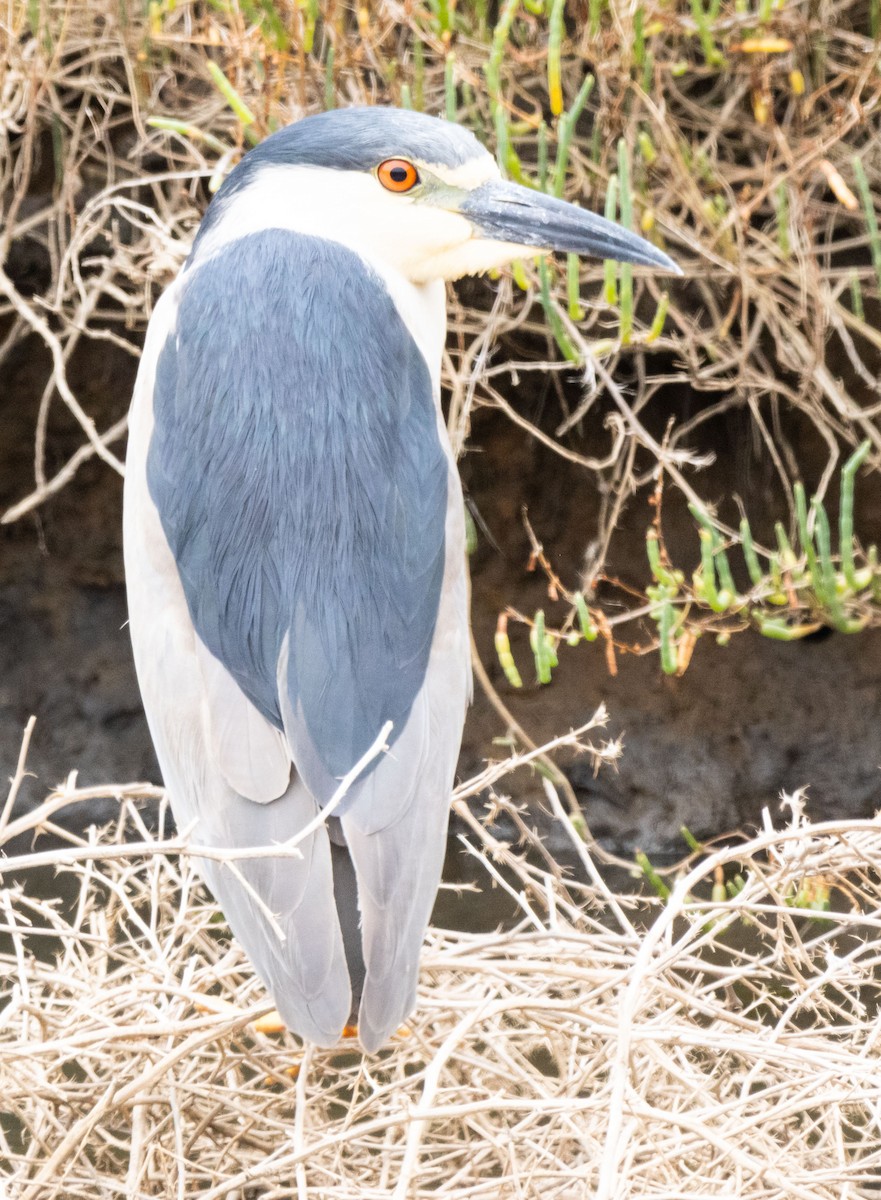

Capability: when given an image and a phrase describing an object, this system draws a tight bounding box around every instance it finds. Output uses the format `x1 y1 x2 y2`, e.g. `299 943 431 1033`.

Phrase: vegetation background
1 1 881 1196
7 0 881 657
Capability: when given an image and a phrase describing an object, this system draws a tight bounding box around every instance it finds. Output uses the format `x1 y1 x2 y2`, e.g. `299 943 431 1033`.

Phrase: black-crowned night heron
124 106 678 1052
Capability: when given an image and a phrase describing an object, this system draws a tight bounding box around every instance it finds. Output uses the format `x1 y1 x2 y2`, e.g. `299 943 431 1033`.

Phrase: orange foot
253 1013 410 1041
252 1008 286 1034
192 1000 410 1043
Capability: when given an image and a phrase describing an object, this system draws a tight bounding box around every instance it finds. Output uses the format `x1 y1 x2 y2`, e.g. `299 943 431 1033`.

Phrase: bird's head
192 106 680 285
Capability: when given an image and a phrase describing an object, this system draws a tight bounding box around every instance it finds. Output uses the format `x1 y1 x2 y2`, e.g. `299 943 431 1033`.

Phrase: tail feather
343 804 450 1052
328 832 365 1018
197 778 352 1046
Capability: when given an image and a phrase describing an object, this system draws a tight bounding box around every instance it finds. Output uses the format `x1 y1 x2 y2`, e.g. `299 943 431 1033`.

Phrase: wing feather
195 775 352 1043
342 565 470 1052
195 640 290 803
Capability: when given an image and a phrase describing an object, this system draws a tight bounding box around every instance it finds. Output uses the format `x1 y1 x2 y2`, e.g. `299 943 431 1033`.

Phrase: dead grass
3 0 881 661
1 716 880 1198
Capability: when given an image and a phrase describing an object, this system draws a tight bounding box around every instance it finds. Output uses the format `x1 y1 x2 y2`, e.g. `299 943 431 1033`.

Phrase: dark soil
463 398 881 855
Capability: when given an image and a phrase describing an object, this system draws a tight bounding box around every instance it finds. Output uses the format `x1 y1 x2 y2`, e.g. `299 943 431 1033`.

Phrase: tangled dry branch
0 716 880 1198
3 0 881 648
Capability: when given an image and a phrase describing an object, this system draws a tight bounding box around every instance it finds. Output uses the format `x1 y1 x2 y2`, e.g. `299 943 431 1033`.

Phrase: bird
123 106 679 1053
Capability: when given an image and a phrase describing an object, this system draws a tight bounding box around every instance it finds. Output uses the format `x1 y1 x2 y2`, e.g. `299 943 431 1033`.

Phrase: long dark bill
460 179 682 273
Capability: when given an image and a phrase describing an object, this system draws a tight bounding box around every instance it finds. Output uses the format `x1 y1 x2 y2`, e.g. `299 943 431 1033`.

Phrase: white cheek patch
411 238 540 284
189 165 384 267
187 159 505 292
190 163 475 277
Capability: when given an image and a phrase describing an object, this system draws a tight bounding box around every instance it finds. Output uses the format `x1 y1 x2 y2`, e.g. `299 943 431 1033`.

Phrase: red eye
377 159 420 193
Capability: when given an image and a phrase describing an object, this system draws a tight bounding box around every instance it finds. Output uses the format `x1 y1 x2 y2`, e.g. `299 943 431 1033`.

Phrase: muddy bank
464 405 881 854
2 328 880 855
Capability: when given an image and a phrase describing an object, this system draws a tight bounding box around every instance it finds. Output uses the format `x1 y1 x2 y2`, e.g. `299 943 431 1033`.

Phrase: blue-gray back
147 230 448 799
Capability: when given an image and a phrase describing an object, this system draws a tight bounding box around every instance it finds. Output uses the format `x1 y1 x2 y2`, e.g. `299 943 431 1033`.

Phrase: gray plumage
126 219 468 1050
148 229 447 800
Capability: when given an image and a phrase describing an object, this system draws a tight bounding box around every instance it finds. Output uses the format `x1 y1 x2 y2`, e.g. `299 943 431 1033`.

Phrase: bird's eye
377 159 420 193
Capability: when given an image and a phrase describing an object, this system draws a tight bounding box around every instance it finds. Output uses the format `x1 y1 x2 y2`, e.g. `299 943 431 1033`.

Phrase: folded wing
129 230 464 1047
